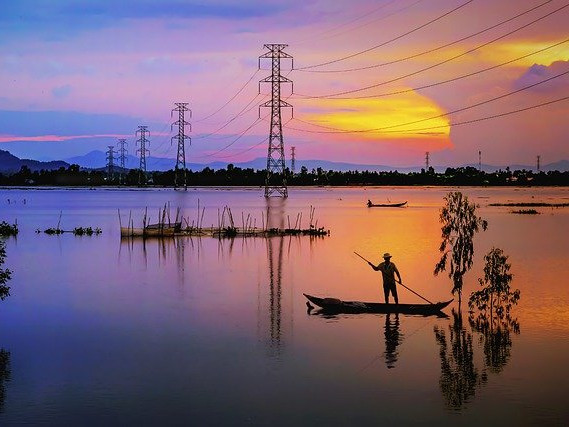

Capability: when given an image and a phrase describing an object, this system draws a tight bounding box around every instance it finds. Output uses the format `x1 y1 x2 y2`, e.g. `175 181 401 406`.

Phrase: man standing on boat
369 253 401 304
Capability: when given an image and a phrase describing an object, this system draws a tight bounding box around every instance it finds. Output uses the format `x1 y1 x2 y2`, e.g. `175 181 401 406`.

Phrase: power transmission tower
537 155 541 172
171 102 192 190
425 151 430 170
478 150 482 172
290 146 296 174
117 138 127 184
259 44 293 198
106 145 115 181
136 125 150 186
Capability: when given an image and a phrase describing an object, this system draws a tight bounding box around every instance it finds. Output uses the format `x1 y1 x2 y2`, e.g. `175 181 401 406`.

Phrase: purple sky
1 0 568 166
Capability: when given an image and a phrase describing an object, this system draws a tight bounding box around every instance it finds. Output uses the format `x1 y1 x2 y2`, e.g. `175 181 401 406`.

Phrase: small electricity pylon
117 138 127 184
136 126 150 186
171 102 192 190
106 145 115 181
478 150 482 172
290 146 296 174
259 44 293 198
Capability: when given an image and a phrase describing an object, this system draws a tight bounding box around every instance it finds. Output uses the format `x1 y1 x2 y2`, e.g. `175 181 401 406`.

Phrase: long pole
354 251 434 304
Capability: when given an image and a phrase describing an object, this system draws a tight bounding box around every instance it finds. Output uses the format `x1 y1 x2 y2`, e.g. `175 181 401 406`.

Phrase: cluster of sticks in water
119 202 329 238
0 218 101 236
37 227 102 236
36 212 103 236
33 212 102 236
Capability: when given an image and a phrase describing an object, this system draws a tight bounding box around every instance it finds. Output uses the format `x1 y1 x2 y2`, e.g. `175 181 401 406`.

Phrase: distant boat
304 293 452 315
367 200 408 208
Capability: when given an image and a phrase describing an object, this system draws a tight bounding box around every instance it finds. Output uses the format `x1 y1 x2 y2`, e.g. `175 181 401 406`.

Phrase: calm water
0 186 568 425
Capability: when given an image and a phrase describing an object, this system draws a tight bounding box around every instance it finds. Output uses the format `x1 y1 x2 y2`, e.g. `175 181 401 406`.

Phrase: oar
395 280 433 305
354 251 434 305
354 251 371 263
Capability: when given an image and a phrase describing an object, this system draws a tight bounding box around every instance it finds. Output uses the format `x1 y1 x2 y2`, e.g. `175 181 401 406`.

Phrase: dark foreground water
0 186 568 425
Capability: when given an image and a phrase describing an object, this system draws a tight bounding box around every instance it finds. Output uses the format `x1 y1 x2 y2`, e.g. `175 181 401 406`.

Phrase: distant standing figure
369 252 402 304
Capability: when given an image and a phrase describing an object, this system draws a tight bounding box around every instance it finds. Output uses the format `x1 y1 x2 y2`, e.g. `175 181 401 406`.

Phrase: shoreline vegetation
1 165 569 187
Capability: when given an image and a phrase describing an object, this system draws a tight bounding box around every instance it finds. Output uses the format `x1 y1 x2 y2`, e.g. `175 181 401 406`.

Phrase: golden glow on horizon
479 40 569 67
302 90 451 140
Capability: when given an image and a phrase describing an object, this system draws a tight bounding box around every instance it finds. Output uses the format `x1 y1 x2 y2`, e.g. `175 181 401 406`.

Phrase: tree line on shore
1 164 568 186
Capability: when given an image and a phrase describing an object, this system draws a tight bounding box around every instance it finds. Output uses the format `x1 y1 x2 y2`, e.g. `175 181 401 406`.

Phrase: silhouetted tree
434 192 488 304
469 247 521 373
0 241 11 300
469 248 520 318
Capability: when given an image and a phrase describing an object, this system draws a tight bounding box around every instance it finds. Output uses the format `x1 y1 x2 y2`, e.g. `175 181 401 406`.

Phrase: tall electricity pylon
425 151 430 170
259 44 293 198
117 138 127 184
537 155 541 172
290 146 296 174
106 145 115 181
171 102 192 190
136 125 150 186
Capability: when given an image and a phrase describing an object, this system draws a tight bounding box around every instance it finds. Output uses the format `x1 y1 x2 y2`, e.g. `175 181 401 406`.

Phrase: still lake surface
0 186 568 426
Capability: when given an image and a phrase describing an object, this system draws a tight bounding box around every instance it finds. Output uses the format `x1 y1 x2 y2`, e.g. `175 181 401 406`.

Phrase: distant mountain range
0 149 69 173
63 150 569 173
1 149 568 174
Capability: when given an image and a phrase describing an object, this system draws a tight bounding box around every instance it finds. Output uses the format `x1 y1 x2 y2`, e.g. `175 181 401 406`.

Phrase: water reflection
0 349 9 413
434 309 485 409
264 198 287 356
435 308 522 410
383 313 403 369
266 236 284 353
469 311 520 374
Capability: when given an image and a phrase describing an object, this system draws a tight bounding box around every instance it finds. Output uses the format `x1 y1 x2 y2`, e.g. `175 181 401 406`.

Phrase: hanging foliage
434 192 488 302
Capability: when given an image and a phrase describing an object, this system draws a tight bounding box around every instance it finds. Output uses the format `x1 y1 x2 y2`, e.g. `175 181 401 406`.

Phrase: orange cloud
300 89 451 141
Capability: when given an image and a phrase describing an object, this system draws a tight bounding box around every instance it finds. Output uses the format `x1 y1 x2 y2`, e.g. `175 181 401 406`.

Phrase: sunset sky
1 0 568 167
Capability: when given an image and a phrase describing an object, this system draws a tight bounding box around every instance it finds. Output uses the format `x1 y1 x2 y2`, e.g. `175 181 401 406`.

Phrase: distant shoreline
2 184 569 191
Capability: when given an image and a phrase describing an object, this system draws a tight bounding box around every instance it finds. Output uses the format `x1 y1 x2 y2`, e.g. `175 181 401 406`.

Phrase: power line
116 138 127 184
206 117 293 160
290 69 569 134
136 125 150 186
194 69 260 123
293 38 569 100
194 116 266 158
292 0 424 46
207 136 269 160
260 44 293 198
201 94 269 140
295 0 553 74
296 0 474 71
194 93 262 140
171 102 192 189
106 145 115 180
295 2 569 99
286 95 569 135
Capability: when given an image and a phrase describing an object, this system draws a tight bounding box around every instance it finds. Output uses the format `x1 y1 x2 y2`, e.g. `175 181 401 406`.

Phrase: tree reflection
434 309 486 409
0 349 9 413
469 311 520 374
384 313 403 369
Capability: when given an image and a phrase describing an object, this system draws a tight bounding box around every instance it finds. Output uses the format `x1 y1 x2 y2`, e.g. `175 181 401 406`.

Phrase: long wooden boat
304 293 452 315
367 201 408 208
120 221 182 237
